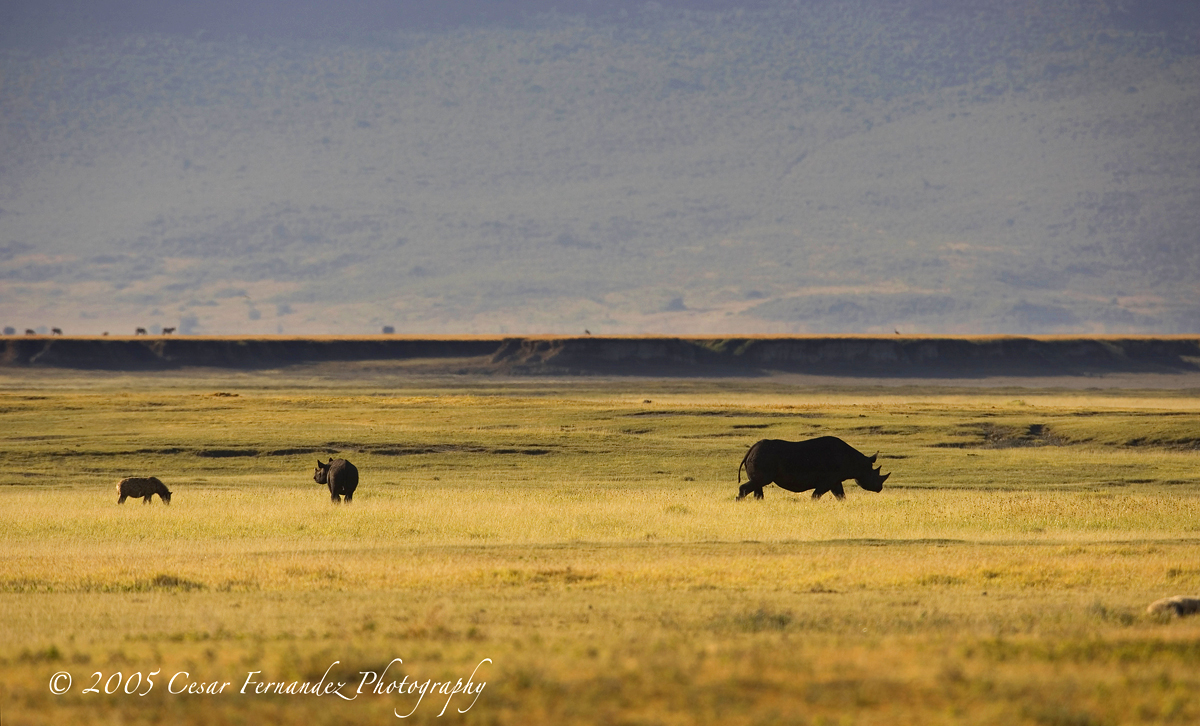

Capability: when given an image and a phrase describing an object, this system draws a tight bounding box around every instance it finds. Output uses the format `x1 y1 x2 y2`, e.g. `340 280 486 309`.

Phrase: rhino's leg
330 493 341 504
738 479 767 500
342 490 353 503
811 488 825 500
118 494 127 504
143 495 152 504
830 481 846 500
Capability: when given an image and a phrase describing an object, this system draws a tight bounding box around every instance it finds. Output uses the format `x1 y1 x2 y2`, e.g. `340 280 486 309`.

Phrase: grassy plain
2 367 1200 725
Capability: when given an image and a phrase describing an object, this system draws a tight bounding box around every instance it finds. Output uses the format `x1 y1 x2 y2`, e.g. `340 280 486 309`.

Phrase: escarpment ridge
3 336 1200 377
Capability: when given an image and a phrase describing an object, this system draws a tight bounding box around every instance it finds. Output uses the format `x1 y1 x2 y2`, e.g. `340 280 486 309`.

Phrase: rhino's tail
738 447 751 484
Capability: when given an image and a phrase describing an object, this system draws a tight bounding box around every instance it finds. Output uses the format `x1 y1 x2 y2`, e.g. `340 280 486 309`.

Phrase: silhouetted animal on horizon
117 476 172 504
313 458 358 503
738 436 890 500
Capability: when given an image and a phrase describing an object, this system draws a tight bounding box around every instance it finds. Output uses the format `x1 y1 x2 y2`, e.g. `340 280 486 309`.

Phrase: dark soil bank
4 336 1200 378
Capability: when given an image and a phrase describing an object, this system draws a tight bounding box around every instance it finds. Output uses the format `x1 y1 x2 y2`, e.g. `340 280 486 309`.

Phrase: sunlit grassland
1 369 1199 725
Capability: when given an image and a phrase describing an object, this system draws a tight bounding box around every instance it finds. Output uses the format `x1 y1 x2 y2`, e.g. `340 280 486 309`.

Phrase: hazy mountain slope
1 1 1198 335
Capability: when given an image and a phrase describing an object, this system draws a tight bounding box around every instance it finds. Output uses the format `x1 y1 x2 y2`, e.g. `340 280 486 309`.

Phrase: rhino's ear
868 452 878 464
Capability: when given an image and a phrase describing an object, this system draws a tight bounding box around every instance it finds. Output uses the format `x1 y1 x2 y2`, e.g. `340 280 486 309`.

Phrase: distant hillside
1 0 1198 336
5 334 1200 378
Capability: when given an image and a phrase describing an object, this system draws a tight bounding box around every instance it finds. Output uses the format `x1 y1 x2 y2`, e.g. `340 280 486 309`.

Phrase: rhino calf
117 476 172 504
738 436 890 500
313 458 358 503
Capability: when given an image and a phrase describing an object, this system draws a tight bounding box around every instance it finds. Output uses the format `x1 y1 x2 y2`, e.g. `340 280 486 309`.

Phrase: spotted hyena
116 476 172 504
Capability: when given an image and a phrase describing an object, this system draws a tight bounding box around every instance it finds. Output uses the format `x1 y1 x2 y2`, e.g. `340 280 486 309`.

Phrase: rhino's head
313 460 330 484
857 465 890 493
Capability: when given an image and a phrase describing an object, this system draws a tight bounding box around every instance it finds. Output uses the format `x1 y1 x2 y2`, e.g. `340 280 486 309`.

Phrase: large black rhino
313 458 359 503
737 436 890 500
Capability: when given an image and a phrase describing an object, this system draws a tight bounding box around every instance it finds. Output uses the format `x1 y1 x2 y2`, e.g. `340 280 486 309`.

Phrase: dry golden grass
1 369 1199 724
